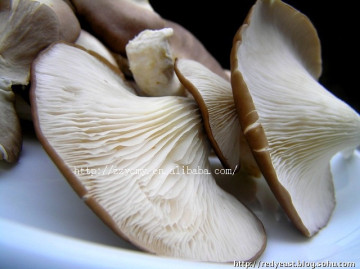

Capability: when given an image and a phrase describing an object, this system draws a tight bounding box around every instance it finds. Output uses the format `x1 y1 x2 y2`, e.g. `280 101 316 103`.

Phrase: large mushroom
0 0 80 162
30 42 266 262
231 0 360 236
175 58 260 176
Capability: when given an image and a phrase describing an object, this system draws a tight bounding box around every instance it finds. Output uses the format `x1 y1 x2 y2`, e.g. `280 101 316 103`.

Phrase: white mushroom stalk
31 42 266 262
126 28 185 96
231 0 360 237
175 58 260 176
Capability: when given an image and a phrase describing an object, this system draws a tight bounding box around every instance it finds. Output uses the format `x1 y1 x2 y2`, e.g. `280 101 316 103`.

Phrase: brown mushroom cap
231 0 360 236
0 0 80 86
0 0 80 162
30 42 266 262
70 0 165 54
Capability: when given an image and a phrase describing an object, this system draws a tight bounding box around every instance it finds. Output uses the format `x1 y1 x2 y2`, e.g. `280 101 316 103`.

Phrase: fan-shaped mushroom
0 0 80 162
231 0 360 236
175 58 260 176
30 42 266 262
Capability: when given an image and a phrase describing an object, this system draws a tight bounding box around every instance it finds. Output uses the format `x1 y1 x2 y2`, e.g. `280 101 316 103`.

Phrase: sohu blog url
233 260 356 269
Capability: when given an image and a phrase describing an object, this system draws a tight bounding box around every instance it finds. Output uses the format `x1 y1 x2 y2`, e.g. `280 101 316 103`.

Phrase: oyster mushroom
30 42 266 262
231 0 360 236
175 58 260 176
0 0 80 162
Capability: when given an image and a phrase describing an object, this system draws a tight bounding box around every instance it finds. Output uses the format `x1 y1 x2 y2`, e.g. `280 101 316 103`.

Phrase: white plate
1 131 359 268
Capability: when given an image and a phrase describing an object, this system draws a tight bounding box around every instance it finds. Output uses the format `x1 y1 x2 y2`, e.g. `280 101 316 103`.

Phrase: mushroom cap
0 0 80 86
175 58 260 176
70 0 165 54
231 0 360 236
35 0 81 42
0 0 80 163
30 42 266 262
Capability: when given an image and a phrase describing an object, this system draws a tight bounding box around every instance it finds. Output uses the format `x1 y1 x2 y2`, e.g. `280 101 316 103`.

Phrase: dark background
151 1 359 113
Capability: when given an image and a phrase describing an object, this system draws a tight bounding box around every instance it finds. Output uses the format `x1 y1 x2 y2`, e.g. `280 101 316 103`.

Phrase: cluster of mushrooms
1 0 360 263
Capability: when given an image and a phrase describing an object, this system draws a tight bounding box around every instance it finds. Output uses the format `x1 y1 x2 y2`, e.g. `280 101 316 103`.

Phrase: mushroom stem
126 28 185 96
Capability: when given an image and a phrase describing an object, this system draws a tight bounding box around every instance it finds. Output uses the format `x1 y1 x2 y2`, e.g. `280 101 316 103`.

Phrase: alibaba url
72 165 237 176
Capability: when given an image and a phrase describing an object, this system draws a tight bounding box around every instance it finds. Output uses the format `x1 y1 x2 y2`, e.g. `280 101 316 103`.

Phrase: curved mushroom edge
174 59 233 171
238 0 322 79
174 58 261 178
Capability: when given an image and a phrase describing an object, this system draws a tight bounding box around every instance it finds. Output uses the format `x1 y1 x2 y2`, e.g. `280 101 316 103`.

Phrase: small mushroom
126 28 185 96
175 58 260 176
30 42 266 262
0 0 80 162
231 0 360 236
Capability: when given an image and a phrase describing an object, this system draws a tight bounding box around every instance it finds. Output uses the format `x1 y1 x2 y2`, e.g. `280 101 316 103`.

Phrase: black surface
151 1 359 113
